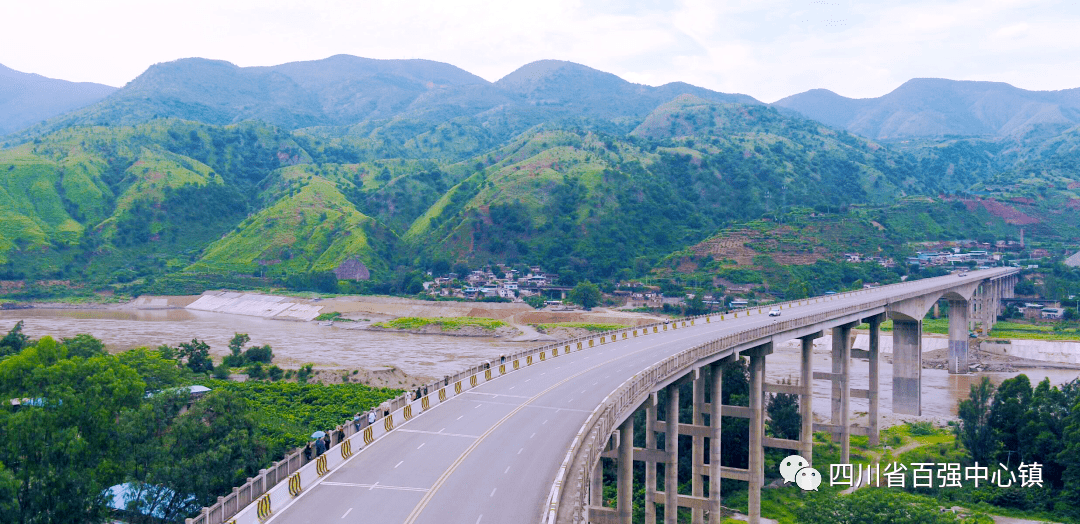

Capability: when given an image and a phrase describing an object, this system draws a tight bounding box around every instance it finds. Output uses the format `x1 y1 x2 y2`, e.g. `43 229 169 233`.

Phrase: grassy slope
187 172 392 275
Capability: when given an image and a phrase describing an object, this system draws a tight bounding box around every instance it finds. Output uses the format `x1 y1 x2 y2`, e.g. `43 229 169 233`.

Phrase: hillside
774 79 1080 140
0 56 1077 298
401 97 942 279
0 63 116 136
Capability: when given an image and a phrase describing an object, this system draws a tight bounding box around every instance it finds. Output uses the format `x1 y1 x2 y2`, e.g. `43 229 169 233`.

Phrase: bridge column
799 333 818 462
969 286 977 332
892 319 922 415
618 417 634 524
646 396 658 524
692 370 706 524
830 323 853 465
747 343 771 524
948 297 971 374
709 361 724 524
590 456 603 508
868 315 881 446
664 382 679 524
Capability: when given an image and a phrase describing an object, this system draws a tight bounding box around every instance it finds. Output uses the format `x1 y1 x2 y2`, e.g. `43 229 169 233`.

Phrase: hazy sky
3 0 1079 102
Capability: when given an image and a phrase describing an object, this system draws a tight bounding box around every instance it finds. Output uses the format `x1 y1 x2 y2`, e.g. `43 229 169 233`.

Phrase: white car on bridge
768 307 781 316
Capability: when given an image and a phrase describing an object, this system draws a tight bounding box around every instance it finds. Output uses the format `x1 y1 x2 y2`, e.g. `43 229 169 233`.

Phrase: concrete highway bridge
186 268 1018 524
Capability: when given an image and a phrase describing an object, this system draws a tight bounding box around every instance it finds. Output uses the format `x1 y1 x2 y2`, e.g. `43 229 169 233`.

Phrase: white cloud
0 0 1077 102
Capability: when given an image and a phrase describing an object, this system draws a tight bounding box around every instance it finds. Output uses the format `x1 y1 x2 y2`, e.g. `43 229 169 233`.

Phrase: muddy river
0 309 523 379
3 309 1077 423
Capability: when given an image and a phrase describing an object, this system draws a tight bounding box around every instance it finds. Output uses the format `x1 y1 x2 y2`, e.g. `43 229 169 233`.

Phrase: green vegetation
534 322 625 333
6 90 1074 301
568 280 601 310
372 316 508 331
990 321 1080 341
951 375 1080 522
201 379 399 457
314 311 354 322
795 489 991 523
0 331 399 523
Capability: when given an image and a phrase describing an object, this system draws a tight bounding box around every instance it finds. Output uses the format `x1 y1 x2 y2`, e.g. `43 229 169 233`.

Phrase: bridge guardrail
543 268 1018 523
189 303 721 523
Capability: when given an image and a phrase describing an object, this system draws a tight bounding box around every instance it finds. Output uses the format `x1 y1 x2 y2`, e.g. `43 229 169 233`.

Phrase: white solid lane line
341 508 352 519
417 443 425 449
395 461 404 468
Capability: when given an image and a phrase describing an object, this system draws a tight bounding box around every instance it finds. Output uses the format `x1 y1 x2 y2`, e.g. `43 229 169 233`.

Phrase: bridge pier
618 417 633 524
800 333 818 461
892 318 922 415
868 315 881 446
948 298 970 374
665 378 680 524
831 323 854 464
692 371 706 524
747 343 771 524
645 396 658 524
709 361 724 524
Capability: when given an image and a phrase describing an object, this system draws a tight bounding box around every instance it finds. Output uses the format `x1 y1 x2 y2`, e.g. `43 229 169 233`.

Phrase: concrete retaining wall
129 295 201 309
186 292 324 321
980 339 1080 364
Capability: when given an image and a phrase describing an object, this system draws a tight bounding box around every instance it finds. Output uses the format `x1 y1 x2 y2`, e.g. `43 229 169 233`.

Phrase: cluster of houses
1012 301 1069 320
906 249 998 267
423 266 565 301
843 253 895 267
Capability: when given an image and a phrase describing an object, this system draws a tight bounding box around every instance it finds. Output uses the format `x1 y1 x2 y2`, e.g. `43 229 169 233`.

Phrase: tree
766 390 801 440
683 294 709 316
0 340 146 524
243 344 273 364
223 333 250 367
525 295 546 309
61 334 106 359
956 376 998 464
1015 278 1036 296
176 339 213 373
117 347 183 393
0 320 30 357
227 333 249 357
569 280 602 311
121 390 267 521
989 374 1032 464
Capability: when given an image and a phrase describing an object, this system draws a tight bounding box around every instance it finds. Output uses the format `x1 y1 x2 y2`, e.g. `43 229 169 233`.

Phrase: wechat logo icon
779 454 821 491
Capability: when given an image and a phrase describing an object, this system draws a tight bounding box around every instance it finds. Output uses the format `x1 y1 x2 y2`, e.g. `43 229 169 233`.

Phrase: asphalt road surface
264 269 1010 524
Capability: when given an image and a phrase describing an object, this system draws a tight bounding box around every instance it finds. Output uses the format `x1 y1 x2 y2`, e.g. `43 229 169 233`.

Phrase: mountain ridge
773 78 1080 139
0 63 117 137
5 56 761 143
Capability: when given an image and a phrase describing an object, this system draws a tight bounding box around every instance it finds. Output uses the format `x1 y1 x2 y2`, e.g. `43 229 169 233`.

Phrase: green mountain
0 64 116 137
